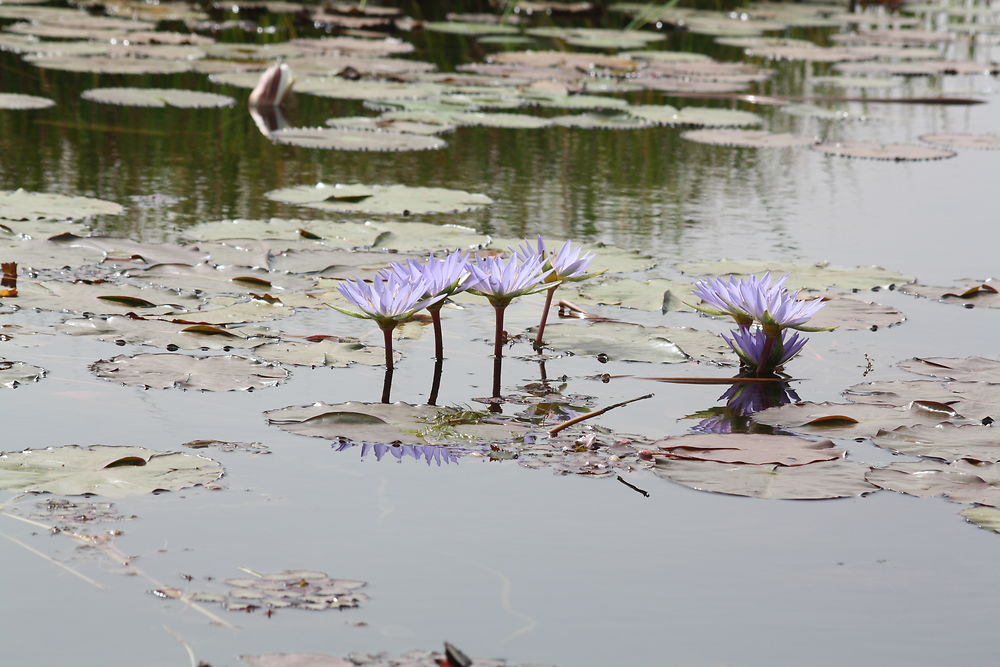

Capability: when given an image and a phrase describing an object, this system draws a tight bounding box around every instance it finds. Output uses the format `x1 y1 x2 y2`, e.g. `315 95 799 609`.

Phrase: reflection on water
693 377 800 434
332 440 463 466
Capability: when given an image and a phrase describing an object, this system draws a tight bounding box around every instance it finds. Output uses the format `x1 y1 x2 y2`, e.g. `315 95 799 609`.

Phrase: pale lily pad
424 20 521 35
752 401 971 439
0 445 222 497
126 263 316 295
92 353 288 391
325 116 453 135
169 296 296 325
747 45 873 62
270 128 446 152
713 36 817 49
297 78 444 102
779 104 871 121
570 278 696 313
844 379 1000 422
81 87 235 109
484 239 655 274
653 459 876 499
0 189 123 222
437 111 552 129
49 234 208 267
25 55 192 75
624 49 713 63
265 401 529 445
897 357 1000 383
521 91 629 111
813 142 956 161
253 339 389 367
900 280 1000 308
183 218 380 248
797 293 905 330
0 92 54 110
266 249 417 279
550 113 653 130
13 280 201 315
872 424 1000 463
920 133 1000 150
681 129 818 148
866 460 1000 507
540 321 731 364
628 105 764 128
59 315 277 350
365 221 490 252
487 51 634 72
961 506 1000 535
0 360 46 387
651 433 844 466
677 259 914 291
194 569 367 613
265 183 493 216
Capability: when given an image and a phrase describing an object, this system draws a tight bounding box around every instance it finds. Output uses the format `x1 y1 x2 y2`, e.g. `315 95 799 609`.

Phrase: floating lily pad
540 321 731 364
0 92 55 110
325 116 452 135
624 49 713 63
961 506 1000 535
92 353 288 391
813 142 956 161
900 280 1000 308
797 293 905 330
521 91 629 110
59 315 276 350
25 55 192 75
550 113 653 130
14 280 201 316
0 190 123 222
183 439 271 455
919 133 1000 150
681 129 818 148
270 127 446 152
677 259 914 291
170 296 295 324
265 183 493 216
628 105 764 128
897 356 1000 383
779 104 871 121
265 402 529 445
872 424 1000 463
183 217 380 248
193 569 367 613
253 339 389 367
747 45 873 62
844 379 1000 421
81 87 235 109
652 433 844 466
265 249 415 279
438 111 551 129
0 445 222 497
570 278 696 312
752 401 969 439
653 459 876 499
49 234 208 267
866 460 1000 507
0 360 46 387
424 20 521 35
126 263 316 295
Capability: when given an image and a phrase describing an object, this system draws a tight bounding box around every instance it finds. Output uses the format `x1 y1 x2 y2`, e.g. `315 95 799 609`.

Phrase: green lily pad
897 356 1000 383
270 127 446 152
25 55 193 75
13 280 201 316
550 113 653 130
900 280 1000 308
652 459 876 499
0 445 223 498
81 87 235 109
628 105 764 128
92 353 288 391
651 433 844 466
0 92 55 110
961 506 1000 535
752 401 971 439
681 129 818 148
424 20 521 35
265 183 493 216
570 278 696 312
540 321 731 364
59 315 277 350
183 218 380 248
0 360 46 387
253 339 390 367
872 424 1000 463
866 460 1000 507
0 190 124 222
677 259 914 291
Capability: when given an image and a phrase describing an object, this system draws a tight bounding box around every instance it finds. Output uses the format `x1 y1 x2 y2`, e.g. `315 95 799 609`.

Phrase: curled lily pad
651 433 844 466
919 134 1000 150
812 142 956 161
0 92 55 110
844 379 1000 422
752 401 971 439
897 356 1000 383
265 183 493 216
681 129 818 148
540 321 731 364
59 315 277 350
265 402 529 445
872 424 1000 463
0 189 123 222
0 360 46 387
677 259 914 291
253 339 390 367
653 459 876 499
0 445 223 497
270 127 446 152
866 460 1000 507
91 353 288 391
900 280 1000 308
81 87 235 109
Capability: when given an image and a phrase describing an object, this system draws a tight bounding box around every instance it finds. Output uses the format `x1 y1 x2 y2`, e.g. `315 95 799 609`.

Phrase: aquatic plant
247 62 293 108
722 327 807 370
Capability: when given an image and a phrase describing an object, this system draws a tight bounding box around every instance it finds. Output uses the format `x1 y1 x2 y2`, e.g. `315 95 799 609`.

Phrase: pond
1 1 1000 665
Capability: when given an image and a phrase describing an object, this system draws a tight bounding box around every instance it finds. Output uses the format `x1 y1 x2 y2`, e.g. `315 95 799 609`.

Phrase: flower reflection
693 377 800 434
332 440 462 466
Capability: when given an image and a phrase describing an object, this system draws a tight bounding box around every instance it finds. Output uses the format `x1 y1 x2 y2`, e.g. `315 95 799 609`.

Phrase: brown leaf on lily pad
752 401 973 439
91 353 288 391
652 433 844 466
652 459 877 499
897 356 1000 383
899 280 1000 308
866 460 1000 507
872 424 1000 462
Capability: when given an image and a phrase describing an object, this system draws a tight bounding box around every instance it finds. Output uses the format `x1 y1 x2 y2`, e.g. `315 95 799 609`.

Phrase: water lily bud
248 62 294 108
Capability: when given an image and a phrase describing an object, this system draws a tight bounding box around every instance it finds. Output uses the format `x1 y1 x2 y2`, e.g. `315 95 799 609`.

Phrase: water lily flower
722 327 807 371
514 236 600 348
691 272 788 329
333 274 445 370
380 251 471 360
248 62 294 108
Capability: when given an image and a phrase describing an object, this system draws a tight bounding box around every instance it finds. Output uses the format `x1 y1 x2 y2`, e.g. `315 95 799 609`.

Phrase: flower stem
381 324 395 371
381 367 393 404
533 285 558 350
492 304 506 400
756 332 777 377
428 358 443 406
428 302 444 360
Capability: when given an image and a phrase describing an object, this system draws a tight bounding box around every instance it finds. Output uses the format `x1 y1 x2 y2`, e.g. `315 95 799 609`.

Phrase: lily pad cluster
189 569 368 613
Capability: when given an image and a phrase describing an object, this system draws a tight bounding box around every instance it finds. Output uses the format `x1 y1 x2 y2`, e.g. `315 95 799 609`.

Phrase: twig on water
547 393 653 435
163 626 199 667
637 376 790 385
616 475 650 498
0 528 105 589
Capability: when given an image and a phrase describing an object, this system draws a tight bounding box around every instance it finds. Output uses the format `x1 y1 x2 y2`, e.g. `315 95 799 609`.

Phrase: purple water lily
691 272 788 329
722 327 807 370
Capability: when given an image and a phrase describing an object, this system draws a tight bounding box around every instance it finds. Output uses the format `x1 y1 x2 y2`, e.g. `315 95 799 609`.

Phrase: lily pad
183 218 380 248
253 339 389 367
424 20 521 35
25 55 192 75
81 87 235 109
797 293 905 330
866 460 1000 507
652 459 876 499
0 360 46 387
266 249 417 279
628 105 764 128
13 280 201 316
169 296 296 325
844 379 1000 422
900 280 1000 308
752 401 970 439
897 356 1000 383
265 183 493 216
872 424 1000 463
0 445 223 497
812 142 956 161
193 569 367 613
91 353 288 391
550 113 653 130
677 259 914 291
651 433 844 466
0 92 55 110
540 321 731 364
919 133 1000 150
59 315 277 350
126 263 316 296
961 506 1000 535
779 104 871 121
0 190 123 222
570 278 696 313
437 111 552 129
810 76 904 89
265 402 529 445
681 129 818 148
270 127 446 152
